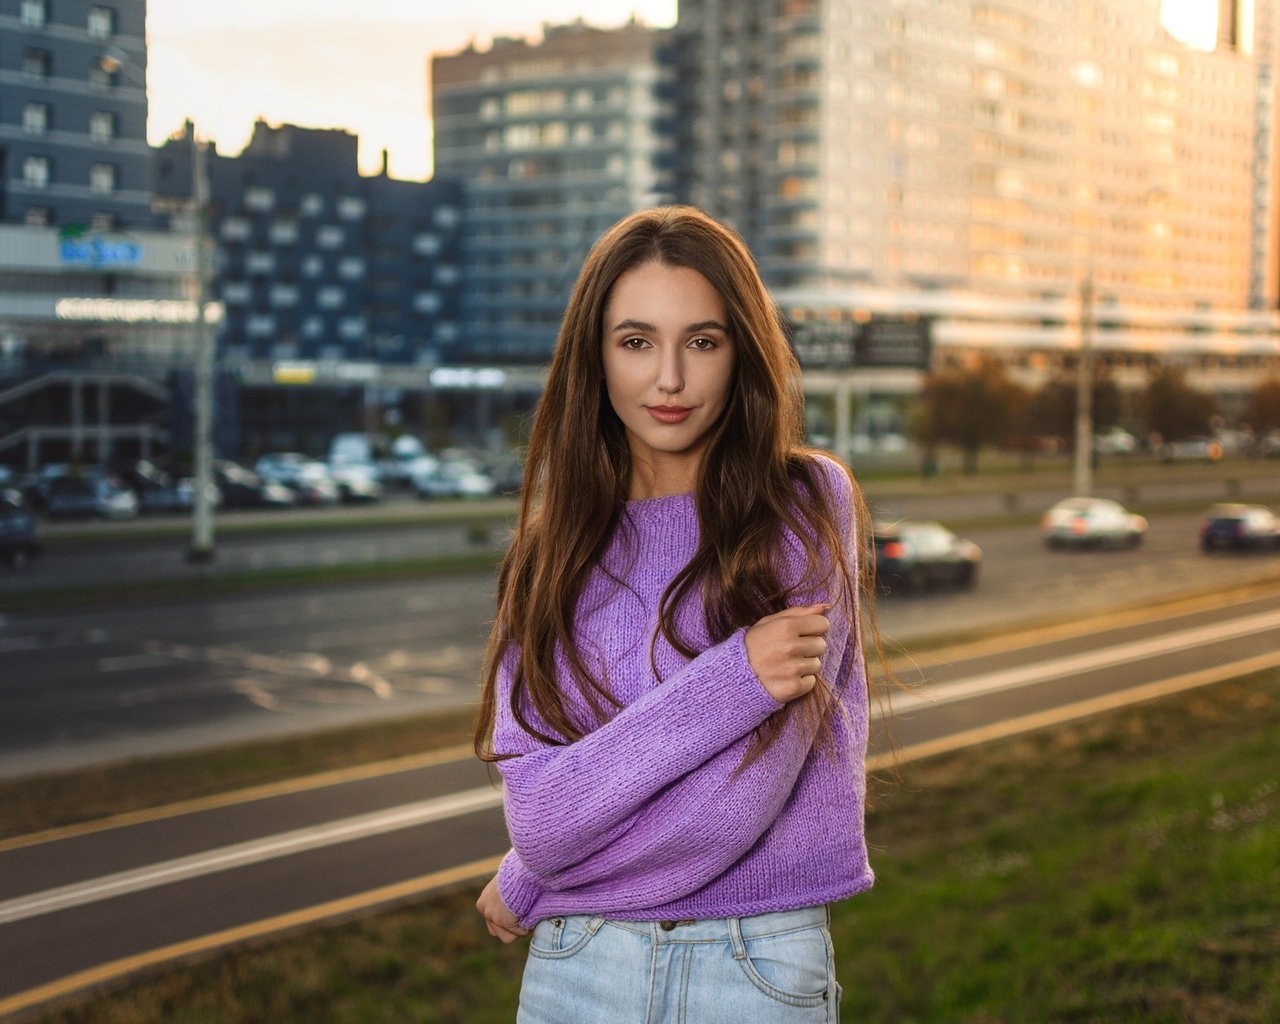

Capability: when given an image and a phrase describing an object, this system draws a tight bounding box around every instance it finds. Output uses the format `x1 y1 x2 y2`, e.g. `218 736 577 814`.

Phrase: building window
24 156 50 189
25 206 51 227
316 226 345 250
90 163 117 193
317 286 344 310
20 0 46 27
300 194 324 217
336 197 366 220
90 212 118 232
24 49 51 79
269 220 299 244
89 61 118 89
337 257 365 280
23 103 49 135
88 6 116 38
244 186 275 212
221 217 251 241
90 111 116 142
302 255 323 277
302 316 324 339
246 251 275 275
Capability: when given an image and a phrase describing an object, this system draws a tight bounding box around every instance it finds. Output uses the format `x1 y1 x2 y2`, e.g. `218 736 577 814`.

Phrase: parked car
288 461 341 506
213 460 295 509
1094 426 1137 455
1157 436 1222 462
111 459 193 514
43 472 139 520
1199 503 1280 552
1041 497 1147 549
412 459 495 500
328 459 384 504
872 520 981 594
0 488 41 568
253 451 313 488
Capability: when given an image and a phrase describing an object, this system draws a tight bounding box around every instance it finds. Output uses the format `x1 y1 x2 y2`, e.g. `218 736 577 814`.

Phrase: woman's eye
622 337 649 349
689 337 716 351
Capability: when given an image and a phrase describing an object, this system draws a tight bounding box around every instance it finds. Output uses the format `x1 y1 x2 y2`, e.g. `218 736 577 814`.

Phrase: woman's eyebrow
610 318 657 333
609 318 729 333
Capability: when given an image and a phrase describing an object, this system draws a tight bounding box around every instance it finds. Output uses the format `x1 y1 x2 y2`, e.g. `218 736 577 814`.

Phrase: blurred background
2 1 1280 1020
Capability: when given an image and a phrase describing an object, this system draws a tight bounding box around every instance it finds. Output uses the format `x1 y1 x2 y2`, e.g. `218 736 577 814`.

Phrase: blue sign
58 236 143 269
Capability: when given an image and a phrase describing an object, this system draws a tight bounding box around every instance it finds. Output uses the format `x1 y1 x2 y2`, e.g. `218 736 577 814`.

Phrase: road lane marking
0 786 504 926
890 606 1280 712
0 853 506 1020
870 650 1280 770
0 742 478 853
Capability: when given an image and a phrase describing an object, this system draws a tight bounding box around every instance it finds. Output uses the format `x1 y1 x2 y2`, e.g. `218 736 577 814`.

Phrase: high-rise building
677 0 1280 412
431 19 675 362
0 0 150 231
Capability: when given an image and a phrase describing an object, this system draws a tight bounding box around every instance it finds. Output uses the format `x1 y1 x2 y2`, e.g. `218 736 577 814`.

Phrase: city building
676 0 1280 433
0 0 150 231
152 120 473 456
431 18 676 362
0 0 202 469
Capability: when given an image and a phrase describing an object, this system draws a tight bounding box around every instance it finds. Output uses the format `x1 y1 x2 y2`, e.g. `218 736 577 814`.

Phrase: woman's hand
744 603 831 703
477 873 530 944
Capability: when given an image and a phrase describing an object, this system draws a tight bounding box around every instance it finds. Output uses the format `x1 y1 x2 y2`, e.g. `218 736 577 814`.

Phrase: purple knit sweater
494 457 873 928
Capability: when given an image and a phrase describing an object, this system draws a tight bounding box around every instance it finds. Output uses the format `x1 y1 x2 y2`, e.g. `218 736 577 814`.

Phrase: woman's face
601 261 735 488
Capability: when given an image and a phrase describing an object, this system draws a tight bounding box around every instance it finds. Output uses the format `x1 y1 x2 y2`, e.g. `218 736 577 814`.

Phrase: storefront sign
58 235 143 269
55 297 224 324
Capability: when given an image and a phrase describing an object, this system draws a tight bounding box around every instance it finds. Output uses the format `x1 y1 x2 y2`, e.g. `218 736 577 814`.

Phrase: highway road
2 583 1279 1017
2 509 1278 779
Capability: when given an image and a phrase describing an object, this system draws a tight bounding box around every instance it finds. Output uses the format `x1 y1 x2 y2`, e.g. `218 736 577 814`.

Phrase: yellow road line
0 854 505 1021
0 743 478 854
885 576 1280 675
868 649 1280 771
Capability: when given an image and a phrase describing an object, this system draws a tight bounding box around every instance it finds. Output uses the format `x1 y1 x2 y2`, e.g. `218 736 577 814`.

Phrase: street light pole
1073 269 1095 497
187 130 215 563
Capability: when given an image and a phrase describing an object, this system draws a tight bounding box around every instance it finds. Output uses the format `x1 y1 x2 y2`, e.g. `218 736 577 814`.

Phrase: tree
1021 372 1122 448
1142 365 1217 441
914 356 1027 473
1245 377 1280 433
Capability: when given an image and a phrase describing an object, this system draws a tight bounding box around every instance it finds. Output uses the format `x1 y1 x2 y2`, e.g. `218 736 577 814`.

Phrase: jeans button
659 920 676 931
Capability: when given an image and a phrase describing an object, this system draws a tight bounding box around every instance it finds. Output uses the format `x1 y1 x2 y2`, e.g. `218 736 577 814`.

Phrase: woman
474 206 876 1022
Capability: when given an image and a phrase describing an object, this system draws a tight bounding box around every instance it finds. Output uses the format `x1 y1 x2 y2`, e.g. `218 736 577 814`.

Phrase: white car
1042 497 1147 550
413 460 495 500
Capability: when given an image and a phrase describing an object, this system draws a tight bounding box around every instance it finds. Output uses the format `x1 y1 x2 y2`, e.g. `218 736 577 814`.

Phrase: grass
0 708 475 843
24 668 1280 1024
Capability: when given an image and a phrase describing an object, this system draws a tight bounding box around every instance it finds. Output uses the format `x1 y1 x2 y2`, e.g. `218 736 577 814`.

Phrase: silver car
1042 497 1147 550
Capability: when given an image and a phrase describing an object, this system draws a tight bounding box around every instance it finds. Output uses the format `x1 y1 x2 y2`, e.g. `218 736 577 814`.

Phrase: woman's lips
646 405 693 424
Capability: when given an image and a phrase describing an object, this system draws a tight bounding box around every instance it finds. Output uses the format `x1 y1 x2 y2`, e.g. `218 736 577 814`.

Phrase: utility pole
1073 270 1095 497
187 129 215 563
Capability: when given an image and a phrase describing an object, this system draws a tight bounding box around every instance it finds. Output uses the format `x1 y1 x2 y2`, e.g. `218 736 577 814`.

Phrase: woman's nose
656 349 684 394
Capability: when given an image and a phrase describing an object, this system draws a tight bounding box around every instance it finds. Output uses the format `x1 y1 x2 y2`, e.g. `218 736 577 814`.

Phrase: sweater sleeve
496 458 861 920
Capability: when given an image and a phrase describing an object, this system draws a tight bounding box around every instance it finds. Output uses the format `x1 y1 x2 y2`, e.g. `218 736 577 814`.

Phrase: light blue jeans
516 905 841 1023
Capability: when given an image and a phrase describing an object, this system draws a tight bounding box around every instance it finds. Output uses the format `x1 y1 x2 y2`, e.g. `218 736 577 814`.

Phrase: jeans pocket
527 915 605 960
735 924 832 1007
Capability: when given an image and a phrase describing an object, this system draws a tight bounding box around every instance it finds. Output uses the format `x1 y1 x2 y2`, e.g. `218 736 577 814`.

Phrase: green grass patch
0 550 504 615
28 669 1280 1023
0 709 475 842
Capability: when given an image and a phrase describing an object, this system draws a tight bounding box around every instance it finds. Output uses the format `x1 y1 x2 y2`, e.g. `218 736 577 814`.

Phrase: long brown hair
475 206 879 762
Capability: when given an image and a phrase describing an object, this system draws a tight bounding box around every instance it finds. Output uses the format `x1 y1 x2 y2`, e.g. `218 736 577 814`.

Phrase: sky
145 0 1216 183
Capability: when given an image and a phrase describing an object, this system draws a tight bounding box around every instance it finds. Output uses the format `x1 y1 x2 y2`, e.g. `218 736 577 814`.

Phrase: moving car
1199 503 1280 552
872 520 981 594
1041 497 1147 550
0 489 40 568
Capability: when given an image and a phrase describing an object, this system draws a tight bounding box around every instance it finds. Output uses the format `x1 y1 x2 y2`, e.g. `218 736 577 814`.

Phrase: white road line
892 606 1280 712
0 785 504 927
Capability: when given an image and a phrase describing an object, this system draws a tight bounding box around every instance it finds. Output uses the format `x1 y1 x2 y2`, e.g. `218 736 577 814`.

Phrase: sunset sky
145 0 1218 183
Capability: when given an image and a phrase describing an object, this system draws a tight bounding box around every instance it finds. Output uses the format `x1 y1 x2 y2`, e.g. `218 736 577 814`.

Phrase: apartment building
677 0 1280 410
431 19 675 362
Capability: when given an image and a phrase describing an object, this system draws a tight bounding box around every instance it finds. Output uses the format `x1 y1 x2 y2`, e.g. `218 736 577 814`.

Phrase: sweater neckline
623 490 697 519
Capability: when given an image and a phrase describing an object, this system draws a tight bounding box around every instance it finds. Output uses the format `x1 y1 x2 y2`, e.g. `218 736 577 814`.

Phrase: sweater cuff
730 627 787 714
497 848 541 922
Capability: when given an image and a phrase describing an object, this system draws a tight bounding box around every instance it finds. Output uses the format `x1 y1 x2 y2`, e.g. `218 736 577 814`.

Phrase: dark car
1200 503 1280 552
872 520 981 594
213 460 295 509
0 489 41 568
111 459 193 514
43 472 139 519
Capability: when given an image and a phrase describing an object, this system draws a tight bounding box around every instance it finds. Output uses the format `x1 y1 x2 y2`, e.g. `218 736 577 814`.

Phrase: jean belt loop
728 915 747 960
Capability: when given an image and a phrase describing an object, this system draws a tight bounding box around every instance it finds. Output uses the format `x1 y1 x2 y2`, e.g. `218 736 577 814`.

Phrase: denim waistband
595 904 828 943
